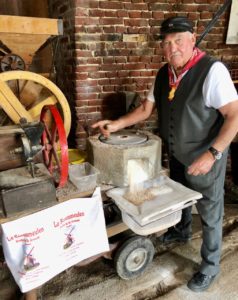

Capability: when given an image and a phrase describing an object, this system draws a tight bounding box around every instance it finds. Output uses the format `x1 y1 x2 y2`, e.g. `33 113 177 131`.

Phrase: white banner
1 187 109 293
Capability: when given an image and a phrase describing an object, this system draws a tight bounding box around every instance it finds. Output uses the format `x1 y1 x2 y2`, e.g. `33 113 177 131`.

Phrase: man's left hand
187 151 215 176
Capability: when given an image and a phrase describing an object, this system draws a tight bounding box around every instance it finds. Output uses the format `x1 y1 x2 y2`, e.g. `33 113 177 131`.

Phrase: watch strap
208 147 222 160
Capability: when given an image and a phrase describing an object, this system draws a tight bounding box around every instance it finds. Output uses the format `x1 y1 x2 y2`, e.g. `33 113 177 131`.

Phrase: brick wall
48 0 238 149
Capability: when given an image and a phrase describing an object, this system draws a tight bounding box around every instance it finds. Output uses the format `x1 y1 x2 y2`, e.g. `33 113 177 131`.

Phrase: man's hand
187 151 215 176
91 120 120 138
91 100 155 138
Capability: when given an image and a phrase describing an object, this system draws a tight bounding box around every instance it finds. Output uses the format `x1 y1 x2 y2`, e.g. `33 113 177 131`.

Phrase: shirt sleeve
147 82 155 102
203 62 238 109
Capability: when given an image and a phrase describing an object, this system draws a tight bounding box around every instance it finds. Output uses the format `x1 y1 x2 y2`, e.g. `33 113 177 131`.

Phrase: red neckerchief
168 47 206 101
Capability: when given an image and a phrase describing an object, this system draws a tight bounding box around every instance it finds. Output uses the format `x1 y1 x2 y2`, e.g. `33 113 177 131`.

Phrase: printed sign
1 187 109 293
226 0 238 44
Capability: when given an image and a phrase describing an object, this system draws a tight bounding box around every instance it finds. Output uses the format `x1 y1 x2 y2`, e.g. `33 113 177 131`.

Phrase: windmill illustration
23 245 40 271
63 226 75 249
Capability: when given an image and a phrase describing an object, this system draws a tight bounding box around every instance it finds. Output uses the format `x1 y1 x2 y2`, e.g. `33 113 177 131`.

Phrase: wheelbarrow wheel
114 235 155 280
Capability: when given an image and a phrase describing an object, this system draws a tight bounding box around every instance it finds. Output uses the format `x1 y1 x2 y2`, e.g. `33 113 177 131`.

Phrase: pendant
168 86 176 101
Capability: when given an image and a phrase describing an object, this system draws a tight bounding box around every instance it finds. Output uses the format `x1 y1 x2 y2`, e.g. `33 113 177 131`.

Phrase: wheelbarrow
96 175 202 280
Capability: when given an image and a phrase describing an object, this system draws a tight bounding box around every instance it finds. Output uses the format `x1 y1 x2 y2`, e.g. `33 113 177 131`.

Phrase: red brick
130 71 141 77
99 1 123 9
200 12 213 19
152 11 164 19
88 100 103 106
140 71 153 76
146 63 161 70
139 27 150 34
105 71 118 78
118 10 128 18
103 26 116 33
116 26 127 33
77 34 101 42
87 57 102 64
115 57 127 63
118 70 129 77
75 86 101 93
101 64 123 71
89 9 104 17
124 19 148 27
89 71 106 79
103 86 115 92
75 100 89 107
75 50 93 57
124 3 148 10
75 80 98 87
75 73 88 80
141 11 152 18
98 79 110 85
183 0 196 3
75 17 99 25
103 57 115 64
128 56 140 63
75 93 98 100
75 106 88 114
124 63 146 70
101 34 122 41
76 66 99 72
75 8 89 17
105 11 117 18
108 49 130 56
75 0 99 8
128 11 142 18
100 18 123 25
140 56 152 63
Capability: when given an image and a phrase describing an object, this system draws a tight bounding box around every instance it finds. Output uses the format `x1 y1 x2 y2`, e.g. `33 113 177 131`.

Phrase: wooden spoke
0 71 71 135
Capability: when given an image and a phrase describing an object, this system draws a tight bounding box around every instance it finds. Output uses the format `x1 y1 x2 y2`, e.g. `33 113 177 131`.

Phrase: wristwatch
208 147 223 160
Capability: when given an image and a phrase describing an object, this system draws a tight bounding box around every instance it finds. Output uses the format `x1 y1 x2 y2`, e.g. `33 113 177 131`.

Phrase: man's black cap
159 16 194 39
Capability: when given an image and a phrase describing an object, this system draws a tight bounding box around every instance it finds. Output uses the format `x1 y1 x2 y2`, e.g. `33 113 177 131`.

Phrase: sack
1 187 109 293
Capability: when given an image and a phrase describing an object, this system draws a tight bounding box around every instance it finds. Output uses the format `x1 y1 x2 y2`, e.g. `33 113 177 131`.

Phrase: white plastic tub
107 175 202 222
69 162 99 192
122 210 182 235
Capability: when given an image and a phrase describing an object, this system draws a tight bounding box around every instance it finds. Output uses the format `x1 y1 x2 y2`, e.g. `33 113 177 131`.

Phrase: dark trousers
169 153 228 276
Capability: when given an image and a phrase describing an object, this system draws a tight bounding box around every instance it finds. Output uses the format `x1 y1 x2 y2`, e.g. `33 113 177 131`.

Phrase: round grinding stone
99 130 148 146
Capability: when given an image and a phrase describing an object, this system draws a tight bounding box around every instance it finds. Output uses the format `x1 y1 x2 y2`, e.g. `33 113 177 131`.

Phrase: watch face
215 152 222 160
209 147 222 160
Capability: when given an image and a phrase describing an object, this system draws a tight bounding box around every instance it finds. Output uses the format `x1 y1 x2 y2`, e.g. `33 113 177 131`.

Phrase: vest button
169 134 173 138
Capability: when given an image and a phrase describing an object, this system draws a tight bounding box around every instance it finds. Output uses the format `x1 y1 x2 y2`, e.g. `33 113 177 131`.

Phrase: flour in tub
124 159 172 206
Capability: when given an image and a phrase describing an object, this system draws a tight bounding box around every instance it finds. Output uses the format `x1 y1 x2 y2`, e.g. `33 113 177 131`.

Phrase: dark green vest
154 55 224 166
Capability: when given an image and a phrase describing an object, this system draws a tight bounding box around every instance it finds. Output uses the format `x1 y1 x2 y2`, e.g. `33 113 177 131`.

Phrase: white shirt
147 62 238 109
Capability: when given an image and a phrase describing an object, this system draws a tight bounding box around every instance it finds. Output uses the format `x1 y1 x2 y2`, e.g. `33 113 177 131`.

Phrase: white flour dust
125 160 173 206
125 159 152 205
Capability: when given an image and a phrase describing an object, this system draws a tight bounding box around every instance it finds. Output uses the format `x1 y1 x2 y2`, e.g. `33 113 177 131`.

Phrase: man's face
161 32 196 72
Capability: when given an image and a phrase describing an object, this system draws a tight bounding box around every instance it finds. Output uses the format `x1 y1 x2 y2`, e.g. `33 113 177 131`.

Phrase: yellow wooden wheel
0 70 71 136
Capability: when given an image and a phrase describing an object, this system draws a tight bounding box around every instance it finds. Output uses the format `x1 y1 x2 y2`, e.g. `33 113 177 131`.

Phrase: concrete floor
1 190 238 300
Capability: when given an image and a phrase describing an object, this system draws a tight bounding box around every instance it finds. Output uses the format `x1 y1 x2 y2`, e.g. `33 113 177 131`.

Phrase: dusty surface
1 187 238 300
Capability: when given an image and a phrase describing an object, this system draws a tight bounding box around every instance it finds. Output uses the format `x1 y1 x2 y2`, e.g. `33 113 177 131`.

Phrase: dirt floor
1 185 238 300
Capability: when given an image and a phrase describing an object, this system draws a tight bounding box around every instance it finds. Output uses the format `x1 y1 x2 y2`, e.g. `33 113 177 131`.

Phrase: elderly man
92 16 238 292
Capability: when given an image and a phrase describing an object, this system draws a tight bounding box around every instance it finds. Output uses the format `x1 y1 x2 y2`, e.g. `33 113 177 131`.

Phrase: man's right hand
91 120 120 138
91 100 154 137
